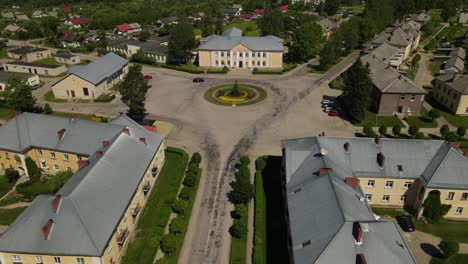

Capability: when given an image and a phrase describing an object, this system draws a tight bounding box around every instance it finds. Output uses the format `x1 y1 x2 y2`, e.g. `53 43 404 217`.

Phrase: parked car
143 75 153 80
193 77 204 83
322 99 333 104
324 107 335 113
31 83 43 90
328 111 341 117
396 215 415 232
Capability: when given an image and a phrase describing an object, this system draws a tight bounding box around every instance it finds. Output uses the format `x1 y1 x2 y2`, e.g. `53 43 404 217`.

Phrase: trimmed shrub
233 204 247 219
457 127 466 137
415 132 425 139
5 168 20 183
190 152 202 166
25 157 41 181
160 234 178 255
378 125 387 136
183 174 197 187
172 199 188 215
231 219 248 239
169 215 185 234
392 125 402 137
363 125 375 138
178 186 193 200
255 156 267 172
444 131 458 142
423 191 452 223
240 155 250 165
439 240 459 258
44 103 53 114
440 124 450 136
408 126 420 138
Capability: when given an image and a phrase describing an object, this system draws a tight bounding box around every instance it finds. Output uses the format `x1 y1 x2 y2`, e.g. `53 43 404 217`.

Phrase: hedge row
253 156 267 264
131 55 228 74
157 152 202 264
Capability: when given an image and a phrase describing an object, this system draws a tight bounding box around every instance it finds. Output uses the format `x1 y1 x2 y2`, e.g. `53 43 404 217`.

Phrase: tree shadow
262 156 290 264
420 243 443 258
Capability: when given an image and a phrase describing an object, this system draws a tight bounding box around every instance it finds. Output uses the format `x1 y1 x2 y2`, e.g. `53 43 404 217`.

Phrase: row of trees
230 156 254 239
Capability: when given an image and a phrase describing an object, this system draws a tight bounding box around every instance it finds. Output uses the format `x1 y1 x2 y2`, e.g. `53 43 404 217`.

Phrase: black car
193 77 205 83
396 215 415 232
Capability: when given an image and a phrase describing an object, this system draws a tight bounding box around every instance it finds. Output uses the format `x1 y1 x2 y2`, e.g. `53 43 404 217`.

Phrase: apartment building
4 61 67 76
282 137 468 221
198 27 284 69
282 137 417 264
433 73 468 115
0 113 165 264
7 46 51 62
360 51 427 116
372 21 421 61
52 53 128 100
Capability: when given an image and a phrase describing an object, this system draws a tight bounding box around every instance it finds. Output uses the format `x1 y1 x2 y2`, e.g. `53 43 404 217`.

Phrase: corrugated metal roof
67 53 128 85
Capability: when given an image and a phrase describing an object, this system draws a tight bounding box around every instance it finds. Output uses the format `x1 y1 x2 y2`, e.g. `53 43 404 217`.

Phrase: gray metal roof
282 137 418 264
67 53 128 85
361 52 427 94
55 52 79 59
0 114 164 256
369 43 403 62
108 39 168 56
0 71 34 83
8 46 48 55
444 56 465 73
5 61 63 69
222 27 242 37
198 28 283 52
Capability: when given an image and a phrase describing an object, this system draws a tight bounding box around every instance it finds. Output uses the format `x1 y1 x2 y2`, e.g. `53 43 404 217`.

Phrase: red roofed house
65 17 90 29
61 7 72 13
243 14 253 20
279 5 288 12
255 9 265 16
115 23 142 35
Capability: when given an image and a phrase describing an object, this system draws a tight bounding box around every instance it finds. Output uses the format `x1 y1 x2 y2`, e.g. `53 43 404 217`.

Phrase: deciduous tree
289 22 324 62
2 77 37 112
168 18 195 64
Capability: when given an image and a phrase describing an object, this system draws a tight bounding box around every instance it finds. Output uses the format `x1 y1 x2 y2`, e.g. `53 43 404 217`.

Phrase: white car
324 107 335 113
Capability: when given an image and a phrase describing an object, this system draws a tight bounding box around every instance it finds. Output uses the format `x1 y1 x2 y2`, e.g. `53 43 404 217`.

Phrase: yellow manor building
0 113 165 264
197 27 284 69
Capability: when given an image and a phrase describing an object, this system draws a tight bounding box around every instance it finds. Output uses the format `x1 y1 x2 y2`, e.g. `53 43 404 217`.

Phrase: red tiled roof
70 17 90 25
255 9 265 15
279 5 288 12
143 125 157 133
116 23 132 33
61 7 72 13
243 14 253 19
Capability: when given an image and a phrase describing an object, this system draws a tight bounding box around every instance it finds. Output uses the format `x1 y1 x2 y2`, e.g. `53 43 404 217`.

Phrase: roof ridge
68 198 101 255
313 221 347 262
421 142 452 184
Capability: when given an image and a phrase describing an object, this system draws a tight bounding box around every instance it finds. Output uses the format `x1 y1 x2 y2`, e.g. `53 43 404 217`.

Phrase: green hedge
253 156 267 264
122 148 188 264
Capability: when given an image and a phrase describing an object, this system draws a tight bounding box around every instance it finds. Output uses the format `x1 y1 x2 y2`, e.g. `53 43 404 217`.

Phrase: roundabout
203 82 267 106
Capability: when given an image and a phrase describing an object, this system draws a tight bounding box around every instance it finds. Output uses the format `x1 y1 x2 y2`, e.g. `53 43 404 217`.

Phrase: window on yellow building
5 152 9 160
40 161 47 168
35 256 43 263
63 154 69 161
12 255 21 263
456 207 463 215
404 182 412 189
67 167 72 171
76 257 85 264
53 164 59 171
367 180 375 188
382 195 390 202
51 152 56 159
400 195 407 203
365 194 372 202
385 181 394 189
462 193 468 200
37 149 43 156
447 192 455 200
53 257 61 264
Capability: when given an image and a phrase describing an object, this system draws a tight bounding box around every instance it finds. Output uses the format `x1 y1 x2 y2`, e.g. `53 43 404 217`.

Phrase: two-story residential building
372 21 421 61
0 113 165 264
282 137 468 221
7 46 51 62
107 38 168 63
198 27 284 69
432 73 468 115
361 51 427 116
0 71 40 90
282 137 417 264
52 53 128 100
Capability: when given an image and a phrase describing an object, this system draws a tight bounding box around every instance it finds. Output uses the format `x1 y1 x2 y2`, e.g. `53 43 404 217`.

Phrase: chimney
102 140 109 148
122 128 130 135
345 177 359 188
356 254 367 264
344 142 350 153
319 167 332 176
353 222 363 244
77 160 90 169
95 151 103 158
375 136 381 145
449 142 461 149
377 152 385 168
139 138 147 145
51 195 62 213
57 128 66 141
42 219 54 240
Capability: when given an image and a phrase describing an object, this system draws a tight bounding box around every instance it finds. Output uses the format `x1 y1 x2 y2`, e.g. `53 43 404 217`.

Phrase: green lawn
431 254 468 264
44 91 67 103
356 111 404 128
0 48 8 59
0 107 15 120
0 207 27 225
49 111 97 121
230 236 247 264
0 176 14 199
122 148 188 264
32 57 64 66
430 61 442 76
405 107 438 128
415 220 468 244
371 207 406 218
225 20 260 36
253 167 267 264
440 112 468 128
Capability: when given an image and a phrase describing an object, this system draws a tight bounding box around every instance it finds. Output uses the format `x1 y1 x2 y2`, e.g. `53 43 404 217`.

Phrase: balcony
151 167 158 177
142 182 151 196
116 229 128 246
131 204 142 218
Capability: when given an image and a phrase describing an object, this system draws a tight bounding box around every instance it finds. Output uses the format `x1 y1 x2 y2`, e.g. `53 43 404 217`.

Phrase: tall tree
215 12 224 35
168 18 196 64
441 0 457 21
289 22 324 62
341 17 361 53
118 64 151 122
2 77 37 112
324 0 340 16
339 60 373 123
259 7 284 36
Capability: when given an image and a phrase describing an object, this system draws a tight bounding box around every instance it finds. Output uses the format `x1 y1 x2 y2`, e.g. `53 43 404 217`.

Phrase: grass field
253 163 267 264
230 235 248 264
356 111 404 128
405 108 438 128
0 207 26 225
429 61 443 76
440 112 468 128
431 254 468 264
122 148 188 264
0 176 14 199
225 20 260 36
49 111 97 121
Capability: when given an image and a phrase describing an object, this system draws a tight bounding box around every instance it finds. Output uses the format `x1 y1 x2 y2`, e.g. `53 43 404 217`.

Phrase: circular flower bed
204 83 267 106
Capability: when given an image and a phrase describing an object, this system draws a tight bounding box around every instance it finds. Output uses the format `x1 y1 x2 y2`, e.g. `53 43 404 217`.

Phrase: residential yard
356 111 404 128
224 20 260 36
0 176 14 199
0 107 15 120
405 107 438 128
439 112 468 128
429 61 443 76
121 148 188 264
431 254 468 264
371 207 406 218
0 207 26 225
